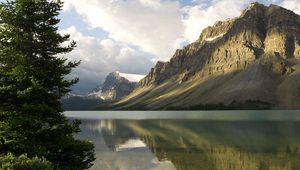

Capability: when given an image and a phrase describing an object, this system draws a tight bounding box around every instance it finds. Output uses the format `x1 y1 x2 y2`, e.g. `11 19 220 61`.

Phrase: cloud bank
60 26 153 93
63 0 184 61
60 0 300 93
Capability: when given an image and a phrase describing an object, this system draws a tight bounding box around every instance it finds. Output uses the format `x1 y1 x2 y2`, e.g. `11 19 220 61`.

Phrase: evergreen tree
0 0 95 169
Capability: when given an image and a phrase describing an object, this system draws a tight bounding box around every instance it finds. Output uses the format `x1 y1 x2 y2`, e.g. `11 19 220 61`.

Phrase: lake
65 111 300 170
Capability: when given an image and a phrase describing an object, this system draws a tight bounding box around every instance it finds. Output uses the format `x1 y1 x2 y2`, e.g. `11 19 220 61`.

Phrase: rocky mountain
61 90 104 110
62 72 143 110
101 72 138 101
116 3 300 110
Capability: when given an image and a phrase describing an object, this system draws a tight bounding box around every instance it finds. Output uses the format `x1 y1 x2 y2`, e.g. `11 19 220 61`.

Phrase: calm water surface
65 111 300 170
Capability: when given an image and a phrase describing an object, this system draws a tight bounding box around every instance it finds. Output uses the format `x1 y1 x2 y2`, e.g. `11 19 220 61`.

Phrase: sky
5 0 300 93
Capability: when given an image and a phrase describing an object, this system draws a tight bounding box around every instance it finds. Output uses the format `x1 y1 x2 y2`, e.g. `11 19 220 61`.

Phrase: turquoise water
65 111 300 170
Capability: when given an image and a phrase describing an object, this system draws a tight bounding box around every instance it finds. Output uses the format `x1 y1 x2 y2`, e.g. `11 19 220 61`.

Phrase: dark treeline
0 0 94 169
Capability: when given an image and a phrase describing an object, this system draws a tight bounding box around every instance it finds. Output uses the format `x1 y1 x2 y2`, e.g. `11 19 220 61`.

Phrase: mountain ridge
114 2 300 110
63 71 139 110
101 71 138 101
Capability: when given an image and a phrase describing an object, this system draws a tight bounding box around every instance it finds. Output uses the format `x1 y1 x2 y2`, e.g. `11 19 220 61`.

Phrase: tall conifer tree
0 0 95 169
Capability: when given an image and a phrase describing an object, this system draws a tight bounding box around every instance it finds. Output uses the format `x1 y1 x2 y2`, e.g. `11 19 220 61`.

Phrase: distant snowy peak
64 91 102 99
100 71 139 101
118 72 146 82
87 90 102 99
63 72 144 101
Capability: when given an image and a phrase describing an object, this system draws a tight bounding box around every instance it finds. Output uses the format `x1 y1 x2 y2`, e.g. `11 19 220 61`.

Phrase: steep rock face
140 3 300 87
139 61 166 86
101 72 137 101
117 3 300 109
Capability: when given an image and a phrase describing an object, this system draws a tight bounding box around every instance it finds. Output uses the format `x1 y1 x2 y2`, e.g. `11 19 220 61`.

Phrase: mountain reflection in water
70 112 300 170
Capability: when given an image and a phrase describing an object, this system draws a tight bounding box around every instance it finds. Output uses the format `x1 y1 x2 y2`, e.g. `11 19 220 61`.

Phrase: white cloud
60 26 153 93
281 0 300 14
182 0 253 42
182 0 300 43
119 72 146 82
60 0 300 93
63 0 300 61
62 0 72 11
63 0 184 61
139 0 161 8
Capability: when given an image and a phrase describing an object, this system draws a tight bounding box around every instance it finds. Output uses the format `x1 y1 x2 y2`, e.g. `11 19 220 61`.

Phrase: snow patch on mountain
205 33 225 42
118 72 146 82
